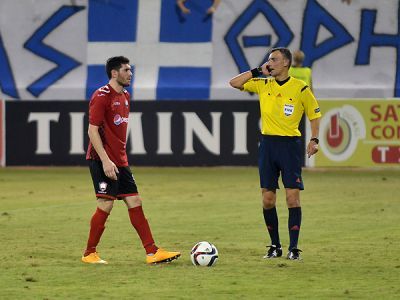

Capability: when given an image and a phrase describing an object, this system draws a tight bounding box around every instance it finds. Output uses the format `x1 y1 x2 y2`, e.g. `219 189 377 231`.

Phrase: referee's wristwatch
310 137 319 144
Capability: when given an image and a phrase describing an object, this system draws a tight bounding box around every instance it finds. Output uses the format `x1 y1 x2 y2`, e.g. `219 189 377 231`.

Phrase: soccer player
229 48 321 260
82 56 181 264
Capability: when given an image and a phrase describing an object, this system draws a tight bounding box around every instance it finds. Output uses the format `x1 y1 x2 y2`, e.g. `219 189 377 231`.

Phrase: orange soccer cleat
146 248 181 264
81 252 108 264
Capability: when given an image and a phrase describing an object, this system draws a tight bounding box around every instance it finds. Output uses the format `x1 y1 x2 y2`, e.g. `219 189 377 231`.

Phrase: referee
229 47 321 260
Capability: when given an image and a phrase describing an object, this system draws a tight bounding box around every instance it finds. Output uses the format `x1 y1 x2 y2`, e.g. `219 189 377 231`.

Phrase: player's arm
207 0 221 14
88 124 119 180
307 117 320 158
229 64 270 90
177 0 190 14
300 86 321 158
229 71 252 90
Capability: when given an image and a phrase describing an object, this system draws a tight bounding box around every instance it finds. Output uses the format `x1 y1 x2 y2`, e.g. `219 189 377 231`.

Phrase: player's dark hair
106 56 130 79
270 47 292 68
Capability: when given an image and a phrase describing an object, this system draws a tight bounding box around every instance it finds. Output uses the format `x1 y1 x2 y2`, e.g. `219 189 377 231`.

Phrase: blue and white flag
0 0 399 100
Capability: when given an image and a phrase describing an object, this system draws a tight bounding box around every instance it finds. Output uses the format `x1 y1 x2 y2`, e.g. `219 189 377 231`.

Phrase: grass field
0 167 399 299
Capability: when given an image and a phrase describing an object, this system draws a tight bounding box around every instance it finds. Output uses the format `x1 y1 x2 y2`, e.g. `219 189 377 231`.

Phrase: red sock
84 208 109 257
128 206 158 254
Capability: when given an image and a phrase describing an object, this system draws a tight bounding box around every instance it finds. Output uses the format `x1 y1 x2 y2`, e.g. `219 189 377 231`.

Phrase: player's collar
107 83 123 95
275 76 290 86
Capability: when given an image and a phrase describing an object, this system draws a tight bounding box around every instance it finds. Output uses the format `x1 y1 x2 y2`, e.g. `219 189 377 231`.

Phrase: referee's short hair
270 47 292 68
106 56 130 79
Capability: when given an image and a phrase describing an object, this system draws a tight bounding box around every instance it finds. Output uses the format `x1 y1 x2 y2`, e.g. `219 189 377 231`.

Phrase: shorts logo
284 104 294 116
98 181 107 193
113 114 129 126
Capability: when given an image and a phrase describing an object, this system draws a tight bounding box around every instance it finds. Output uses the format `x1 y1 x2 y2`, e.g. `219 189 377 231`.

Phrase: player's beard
117 78 130 87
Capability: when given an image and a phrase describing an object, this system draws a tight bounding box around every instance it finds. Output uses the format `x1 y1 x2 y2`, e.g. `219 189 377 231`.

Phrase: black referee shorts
258 135 304 190
88 159 139 200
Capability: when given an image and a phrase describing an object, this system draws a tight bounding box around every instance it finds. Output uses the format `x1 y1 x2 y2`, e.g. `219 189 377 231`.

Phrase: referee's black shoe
287 248 302 260
263 245 283 259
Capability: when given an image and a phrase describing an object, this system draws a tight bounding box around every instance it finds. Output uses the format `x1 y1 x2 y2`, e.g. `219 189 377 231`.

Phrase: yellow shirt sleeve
242 78 264 94
301 86 322 120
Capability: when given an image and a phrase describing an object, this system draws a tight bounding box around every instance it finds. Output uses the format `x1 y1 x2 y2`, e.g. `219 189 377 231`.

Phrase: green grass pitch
0 167 399 299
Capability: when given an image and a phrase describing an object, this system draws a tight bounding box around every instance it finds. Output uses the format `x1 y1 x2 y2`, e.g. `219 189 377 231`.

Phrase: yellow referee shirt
243 77 321 136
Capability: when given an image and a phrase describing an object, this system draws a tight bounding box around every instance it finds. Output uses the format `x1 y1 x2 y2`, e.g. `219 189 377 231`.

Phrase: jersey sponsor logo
113 101 121 106
98 181 107 193
284 104 294 116
113 114 129 126
315 107 320 113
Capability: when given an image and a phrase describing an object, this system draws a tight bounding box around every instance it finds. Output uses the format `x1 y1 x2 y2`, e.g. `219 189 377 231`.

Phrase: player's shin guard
263 207 281 247
84 207 109 256
128 206 158 254
288 207 302 250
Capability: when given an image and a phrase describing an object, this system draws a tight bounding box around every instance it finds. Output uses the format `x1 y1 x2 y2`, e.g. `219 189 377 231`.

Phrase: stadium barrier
4 100 303 166
2 99 398 167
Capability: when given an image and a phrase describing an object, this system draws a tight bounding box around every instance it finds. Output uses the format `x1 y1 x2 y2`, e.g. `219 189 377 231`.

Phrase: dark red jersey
86 84 130 167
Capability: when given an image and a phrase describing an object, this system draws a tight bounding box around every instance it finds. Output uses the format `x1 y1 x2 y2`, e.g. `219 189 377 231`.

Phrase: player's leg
119 167 181 264
117 167 157 254
82 198 113 264
285 188 302 259
262 189 282 258
259 136 282 258
124 195 158 255
82 160 118 264
280 137 303 260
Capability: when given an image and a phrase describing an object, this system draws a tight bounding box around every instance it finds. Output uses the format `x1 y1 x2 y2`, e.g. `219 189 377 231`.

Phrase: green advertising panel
315 99 400 167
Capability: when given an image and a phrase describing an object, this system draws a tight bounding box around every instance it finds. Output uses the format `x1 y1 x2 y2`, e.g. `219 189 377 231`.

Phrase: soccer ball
190 241 219 267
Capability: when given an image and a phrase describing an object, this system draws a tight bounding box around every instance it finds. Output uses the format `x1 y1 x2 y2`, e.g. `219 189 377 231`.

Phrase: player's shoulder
289 77 309 91
93 85 110 95
91 85 111 100
250 77 269 84
303 67 312 76
122 88 130 99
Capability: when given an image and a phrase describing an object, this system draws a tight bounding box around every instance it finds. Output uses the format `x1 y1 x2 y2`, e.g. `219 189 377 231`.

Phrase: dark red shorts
88 160 139 200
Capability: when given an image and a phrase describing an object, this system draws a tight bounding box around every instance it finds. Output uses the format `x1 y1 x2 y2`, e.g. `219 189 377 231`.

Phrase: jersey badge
98 182 107 193
284 104 294 116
